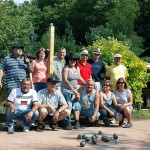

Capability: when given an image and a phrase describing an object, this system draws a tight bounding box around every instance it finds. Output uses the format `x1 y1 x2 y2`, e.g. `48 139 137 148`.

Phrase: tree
0 0 38 60
31 0 76 41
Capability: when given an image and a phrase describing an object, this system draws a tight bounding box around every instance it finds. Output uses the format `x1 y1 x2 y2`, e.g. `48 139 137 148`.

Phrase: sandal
51 123 58 131
103 117 110 127
37 123 45 131
123 123 132 128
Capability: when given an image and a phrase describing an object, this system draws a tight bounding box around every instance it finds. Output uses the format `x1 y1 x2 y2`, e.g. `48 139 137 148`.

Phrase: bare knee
39 108 48 117
123 107 132 115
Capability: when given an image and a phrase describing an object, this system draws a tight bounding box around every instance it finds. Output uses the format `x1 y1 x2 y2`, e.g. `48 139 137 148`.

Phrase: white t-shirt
7 88 38 110
113 89 131 104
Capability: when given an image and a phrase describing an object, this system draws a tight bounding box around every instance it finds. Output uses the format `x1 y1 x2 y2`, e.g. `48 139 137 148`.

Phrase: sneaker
123 122 132 128
37 123 45 132
31 123 36 127
23 126 30 132
110 118 116 124
119 118 124 126
8 126 14 134
50 123 58 131
64 124 73 130
74 122 80 129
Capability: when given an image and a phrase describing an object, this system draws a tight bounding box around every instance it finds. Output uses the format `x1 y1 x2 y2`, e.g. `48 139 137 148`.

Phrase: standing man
54 47 66 90
0 44 32 94
37 76 69 131
88 48 106 91
5 78 39 134
106 54 129 90
78 50 92 85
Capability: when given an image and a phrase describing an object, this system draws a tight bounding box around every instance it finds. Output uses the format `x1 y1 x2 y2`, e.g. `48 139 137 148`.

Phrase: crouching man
5 78 39 134
37 76 69 131
73 79 100 129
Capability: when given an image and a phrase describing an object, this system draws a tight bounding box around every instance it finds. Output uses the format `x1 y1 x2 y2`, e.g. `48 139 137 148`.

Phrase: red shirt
78 60 92 85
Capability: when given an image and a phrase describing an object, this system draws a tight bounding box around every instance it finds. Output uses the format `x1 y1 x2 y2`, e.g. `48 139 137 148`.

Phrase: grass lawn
133 109 150 120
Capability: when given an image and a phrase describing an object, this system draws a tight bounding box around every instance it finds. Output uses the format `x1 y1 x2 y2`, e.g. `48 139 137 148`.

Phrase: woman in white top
99 80 117 126
113 77 133 128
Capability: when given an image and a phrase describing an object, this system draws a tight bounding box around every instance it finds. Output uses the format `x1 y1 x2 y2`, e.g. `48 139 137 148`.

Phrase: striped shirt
0 55 27 89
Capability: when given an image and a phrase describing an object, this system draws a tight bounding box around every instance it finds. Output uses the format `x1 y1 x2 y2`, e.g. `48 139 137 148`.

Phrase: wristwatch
58 109 61 113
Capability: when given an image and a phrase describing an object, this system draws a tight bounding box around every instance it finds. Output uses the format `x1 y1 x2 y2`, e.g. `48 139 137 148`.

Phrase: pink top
31 59 48 83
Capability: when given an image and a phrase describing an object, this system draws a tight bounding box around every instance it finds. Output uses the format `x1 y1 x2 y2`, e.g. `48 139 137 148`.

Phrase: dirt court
0 119 150 150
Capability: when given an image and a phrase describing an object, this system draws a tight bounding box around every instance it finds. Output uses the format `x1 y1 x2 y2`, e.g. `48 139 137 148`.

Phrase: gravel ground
0 120 150 150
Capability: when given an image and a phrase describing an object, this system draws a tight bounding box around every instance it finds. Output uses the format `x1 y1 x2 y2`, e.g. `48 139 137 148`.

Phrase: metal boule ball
92 137 97 144
98 131 103 135
101 135 106 141
77 134 82 140
80 141 86 147
82 134 87 139
113 133 118 140
91 135 96 140
85 137 90 142
104 136 110 142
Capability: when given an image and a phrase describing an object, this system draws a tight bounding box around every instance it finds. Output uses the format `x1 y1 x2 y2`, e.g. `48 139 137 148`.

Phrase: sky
13 0 30 4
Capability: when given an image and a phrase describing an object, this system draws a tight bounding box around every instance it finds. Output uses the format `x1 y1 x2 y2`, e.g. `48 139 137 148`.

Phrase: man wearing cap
78 50 92 85
37 76 69 131
106 54 129 90
0 44 33 94
88 48 106 91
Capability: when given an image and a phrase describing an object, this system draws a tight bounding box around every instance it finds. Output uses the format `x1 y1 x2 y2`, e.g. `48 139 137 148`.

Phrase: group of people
0 44 134 134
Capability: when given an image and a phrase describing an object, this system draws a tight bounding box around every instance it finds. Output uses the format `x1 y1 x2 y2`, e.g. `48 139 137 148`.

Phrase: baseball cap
80 50 89 56
47 76 60 83
114 54 122 58
12 44 24 50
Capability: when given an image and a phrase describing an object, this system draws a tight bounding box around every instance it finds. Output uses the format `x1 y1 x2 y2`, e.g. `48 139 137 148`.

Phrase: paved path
0 120 150 150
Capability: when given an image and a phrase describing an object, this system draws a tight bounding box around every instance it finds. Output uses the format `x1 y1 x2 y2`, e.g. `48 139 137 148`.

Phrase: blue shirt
88 59 106 82
38 88 67 115
0 55 27 89
54 57 65 81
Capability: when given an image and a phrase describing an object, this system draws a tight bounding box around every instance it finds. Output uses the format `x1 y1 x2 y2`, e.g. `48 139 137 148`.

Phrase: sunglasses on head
117 82 124 84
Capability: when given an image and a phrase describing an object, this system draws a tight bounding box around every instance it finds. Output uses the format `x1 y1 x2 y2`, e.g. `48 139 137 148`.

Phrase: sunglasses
117 82 124 84
94 53 100 56
103 84 110 87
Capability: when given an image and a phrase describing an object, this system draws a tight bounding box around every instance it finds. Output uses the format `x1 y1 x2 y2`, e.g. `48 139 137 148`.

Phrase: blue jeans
34 82 47 92
73 102 100 119
61 91 77 123
6 108 39 127
99 107 116 120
